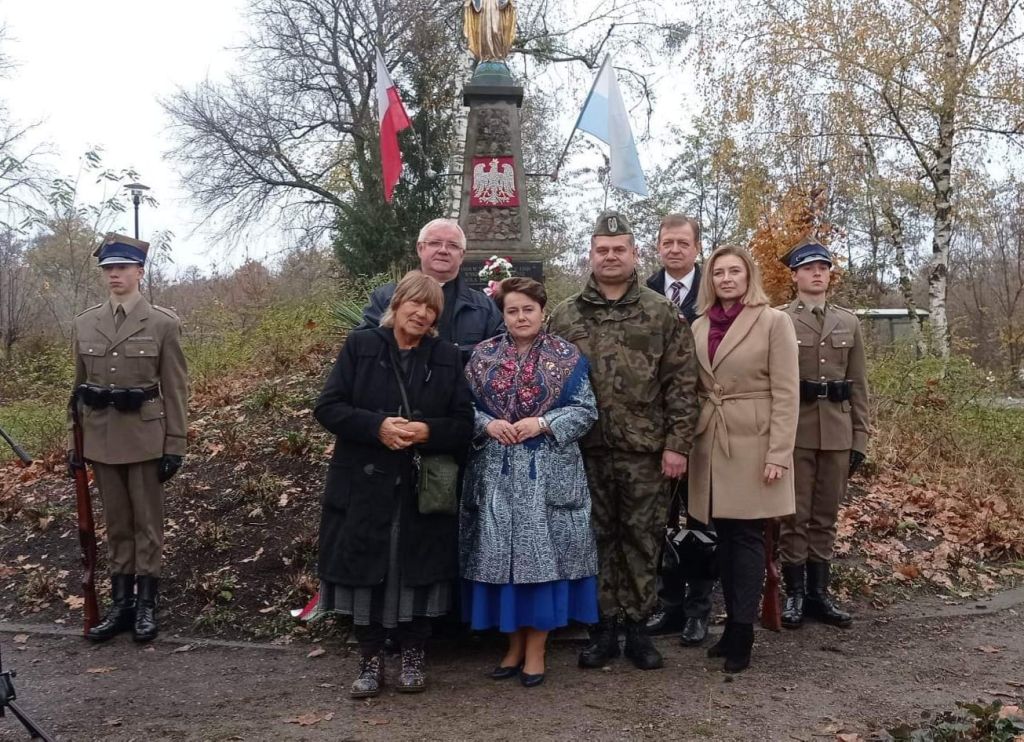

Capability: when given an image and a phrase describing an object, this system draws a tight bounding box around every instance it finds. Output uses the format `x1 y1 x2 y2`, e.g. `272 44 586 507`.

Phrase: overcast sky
0 0 257 273
0 2 693 275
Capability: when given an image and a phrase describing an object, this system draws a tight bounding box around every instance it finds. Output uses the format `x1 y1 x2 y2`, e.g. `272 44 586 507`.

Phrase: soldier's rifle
70 392 100 635
760 519 782 631
0 425 32 466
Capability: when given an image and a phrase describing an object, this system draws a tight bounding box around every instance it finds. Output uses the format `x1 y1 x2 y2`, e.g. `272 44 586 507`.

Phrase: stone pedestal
458 62 541 289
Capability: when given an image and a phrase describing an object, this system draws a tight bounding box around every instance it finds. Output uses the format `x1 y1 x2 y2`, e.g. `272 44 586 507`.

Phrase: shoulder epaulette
831 304 856 316
74 303 104 318
152 304 181 320
775 302 791 311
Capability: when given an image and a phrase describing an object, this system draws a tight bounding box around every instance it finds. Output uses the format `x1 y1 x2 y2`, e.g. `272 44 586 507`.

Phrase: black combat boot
623 619 664 670
723 622 753 673
804 561 852 627
781 563 806 629
133 575 159 642
350 653 384 698
578 615 620 668
86 574 136 642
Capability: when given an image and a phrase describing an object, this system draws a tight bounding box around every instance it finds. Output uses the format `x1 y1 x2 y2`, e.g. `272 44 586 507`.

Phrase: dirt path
1 591 1022 742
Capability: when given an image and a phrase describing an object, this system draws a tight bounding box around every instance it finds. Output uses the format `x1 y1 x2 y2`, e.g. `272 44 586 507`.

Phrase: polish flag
375 49 412 203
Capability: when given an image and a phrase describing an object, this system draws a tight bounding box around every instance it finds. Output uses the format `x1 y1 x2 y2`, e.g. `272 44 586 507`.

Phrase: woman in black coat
314 271 474 698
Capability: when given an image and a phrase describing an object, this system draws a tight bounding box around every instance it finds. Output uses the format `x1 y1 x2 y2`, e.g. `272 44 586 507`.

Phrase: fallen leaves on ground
85 666 117 674
283 711 334 726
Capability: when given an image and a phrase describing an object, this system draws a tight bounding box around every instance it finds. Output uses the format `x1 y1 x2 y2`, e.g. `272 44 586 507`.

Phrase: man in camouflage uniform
777 238 871 629
548 211 700 670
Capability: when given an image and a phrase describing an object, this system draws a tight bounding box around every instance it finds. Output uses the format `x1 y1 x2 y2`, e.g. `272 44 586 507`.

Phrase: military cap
781 236 833 270
592 210 633 238
94 233 149 267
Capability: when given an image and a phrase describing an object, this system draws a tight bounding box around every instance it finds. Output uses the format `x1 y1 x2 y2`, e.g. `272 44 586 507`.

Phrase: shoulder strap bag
389 346 460 516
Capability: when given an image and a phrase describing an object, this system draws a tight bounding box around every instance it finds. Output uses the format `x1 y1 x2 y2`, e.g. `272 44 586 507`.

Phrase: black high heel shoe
519 669 545 688
489 663 522 680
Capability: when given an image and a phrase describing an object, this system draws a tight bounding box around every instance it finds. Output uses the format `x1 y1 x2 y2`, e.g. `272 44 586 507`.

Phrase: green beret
592 210 633 238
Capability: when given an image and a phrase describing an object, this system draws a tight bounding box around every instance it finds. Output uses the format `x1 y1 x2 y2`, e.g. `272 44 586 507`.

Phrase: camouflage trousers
583 449 672 622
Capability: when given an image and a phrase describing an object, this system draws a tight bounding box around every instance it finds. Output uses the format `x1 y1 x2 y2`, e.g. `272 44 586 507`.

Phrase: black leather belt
800 379 852 403
76 383 160 412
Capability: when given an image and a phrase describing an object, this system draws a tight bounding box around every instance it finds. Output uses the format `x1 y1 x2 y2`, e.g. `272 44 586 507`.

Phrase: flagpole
550 55 611 182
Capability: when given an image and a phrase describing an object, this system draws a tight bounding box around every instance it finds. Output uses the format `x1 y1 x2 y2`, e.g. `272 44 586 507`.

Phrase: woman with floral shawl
461 277 599 688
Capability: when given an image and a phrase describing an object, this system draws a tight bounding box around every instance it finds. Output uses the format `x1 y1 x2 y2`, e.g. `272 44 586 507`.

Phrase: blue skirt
462 576 599 632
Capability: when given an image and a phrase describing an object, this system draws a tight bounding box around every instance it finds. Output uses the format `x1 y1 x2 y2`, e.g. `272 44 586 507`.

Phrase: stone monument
457 0 542 287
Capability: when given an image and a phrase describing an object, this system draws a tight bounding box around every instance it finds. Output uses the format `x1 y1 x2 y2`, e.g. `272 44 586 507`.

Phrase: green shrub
869 346 1024 502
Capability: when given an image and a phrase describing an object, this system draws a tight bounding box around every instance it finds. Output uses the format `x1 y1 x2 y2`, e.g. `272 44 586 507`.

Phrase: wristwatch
537 416 549 433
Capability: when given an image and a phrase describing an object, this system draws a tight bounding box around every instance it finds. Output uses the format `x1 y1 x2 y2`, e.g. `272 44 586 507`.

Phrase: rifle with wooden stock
760 519 782 631
69 391 100 635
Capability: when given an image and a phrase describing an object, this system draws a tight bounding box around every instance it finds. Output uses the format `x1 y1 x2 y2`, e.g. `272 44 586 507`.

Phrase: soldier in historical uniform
548 211 700 670
643 214 716 647
777 238 870 629
69 233 188 642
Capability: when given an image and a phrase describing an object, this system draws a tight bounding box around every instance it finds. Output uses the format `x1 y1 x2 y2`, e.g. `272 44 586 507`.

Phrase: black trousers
354 617 431 656
657 482 716 618
712 517 765 625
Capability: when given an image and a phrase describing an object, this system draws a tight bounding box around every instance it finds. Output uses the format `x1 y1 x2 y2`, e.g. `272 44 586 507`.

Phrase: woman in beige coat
688 245 799 673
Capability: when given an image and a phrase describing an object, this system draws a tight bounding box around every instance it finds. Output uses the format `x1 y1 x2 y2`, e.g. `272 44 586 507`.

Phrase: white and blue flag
574 55 649 197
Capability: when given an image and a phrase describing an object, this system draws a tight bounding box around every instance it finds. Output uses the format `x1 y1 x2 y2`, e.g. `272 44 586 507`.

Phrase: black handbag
661 482 718 582
389 347 459 516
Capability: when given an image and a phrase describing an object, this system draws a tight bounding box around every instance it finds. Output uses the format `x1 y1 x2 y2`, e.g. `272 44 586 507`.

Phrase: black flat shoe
489 664 522 680
519 670 545 688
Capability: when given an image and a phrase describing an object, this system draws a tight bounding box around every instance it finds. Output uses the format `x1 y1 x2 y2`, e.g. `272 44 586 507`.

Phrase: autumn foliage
747 185 842 306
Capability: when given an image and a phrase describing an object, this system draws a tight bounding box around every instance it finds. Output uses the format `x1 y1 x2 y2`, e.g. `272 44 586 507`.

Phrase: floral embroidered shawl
465 331 586 423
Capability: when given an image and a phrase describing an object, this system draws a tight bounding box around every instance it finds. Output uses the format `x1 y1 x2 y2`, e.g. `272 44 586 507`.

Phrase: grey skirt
318 497 451 628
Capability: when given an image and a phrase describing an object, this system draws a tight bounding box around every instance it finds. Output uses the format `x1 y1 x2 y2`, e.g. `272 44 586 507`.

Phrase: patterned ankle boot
350 653 384 699
396 646 426 693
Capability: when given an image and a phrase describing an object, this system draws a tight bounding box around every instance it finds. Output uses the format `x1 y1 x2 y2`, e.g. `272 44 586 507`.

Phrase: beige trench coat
687 304 799 523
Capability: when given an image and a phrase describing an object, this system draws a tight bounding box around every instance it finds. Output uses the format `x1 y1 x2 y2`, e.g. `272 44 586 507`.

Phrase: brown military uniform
70 296 188 576
778 300 870 563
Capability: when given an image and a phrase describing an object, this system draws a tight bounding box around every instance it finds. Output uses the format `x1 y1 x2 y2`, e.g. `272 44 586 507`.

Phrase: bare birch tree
699 0 1024 357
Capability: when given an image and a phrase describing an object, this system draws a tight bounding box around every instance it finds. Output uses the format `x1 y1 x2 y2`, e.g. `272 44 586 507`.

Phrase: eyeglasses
422 239 463 252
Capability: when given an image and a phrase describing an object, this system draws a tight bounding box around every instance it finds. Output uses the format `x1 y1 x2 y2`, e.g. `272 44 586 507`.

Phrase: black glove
849 450 866 478
67 450 85 479
158 454 183 484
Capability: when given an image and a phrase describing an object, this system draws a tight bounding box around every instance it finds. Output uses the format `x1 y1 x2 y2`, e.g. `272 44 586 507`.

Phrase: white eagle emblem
472 158 516 205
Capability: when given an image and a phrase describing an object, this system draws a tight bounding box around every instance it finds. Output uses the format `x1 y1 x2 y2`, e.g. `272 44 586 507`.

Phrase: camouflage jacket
548 273 699 454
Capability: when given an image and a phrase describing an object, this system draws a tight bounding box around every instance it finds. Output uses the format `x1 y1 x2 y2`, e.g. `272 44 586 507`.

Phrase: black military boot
805 561 852 627
623 619 664 670
781 563 806 629
578 615 620 668
133 575 159 642
86 574 136 642
723 622 753 673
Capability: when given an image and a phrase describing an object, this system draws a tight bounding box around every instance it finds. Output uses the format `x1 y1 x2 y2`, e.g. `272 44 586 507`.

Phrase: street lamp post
124 183 150 239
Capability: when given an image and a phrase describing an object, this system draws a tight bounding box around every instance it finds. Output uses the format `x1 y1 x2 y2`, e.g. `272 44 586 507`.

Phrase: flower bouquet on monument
479 255 514 297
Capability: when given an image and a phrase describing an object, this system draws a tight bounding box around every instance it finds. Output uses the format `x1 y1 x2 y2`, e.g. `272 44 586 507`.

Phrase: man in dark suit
644 214 716 646
645 214 702 324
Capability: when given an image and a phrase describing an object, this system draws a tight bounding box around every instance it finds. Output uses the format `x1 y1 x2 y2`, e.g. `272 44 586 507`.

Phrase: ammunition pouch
76 384 159 412
799 379 852 404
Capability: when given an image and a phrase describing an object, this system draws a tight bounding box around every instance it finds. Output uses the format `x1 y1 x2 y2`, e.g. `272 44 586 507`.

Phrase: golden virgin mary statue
463 0 516 61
